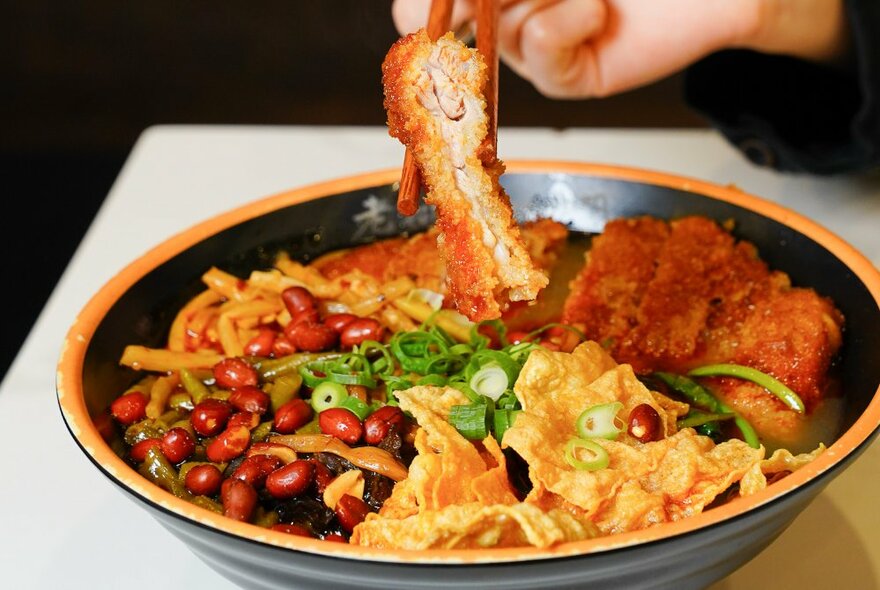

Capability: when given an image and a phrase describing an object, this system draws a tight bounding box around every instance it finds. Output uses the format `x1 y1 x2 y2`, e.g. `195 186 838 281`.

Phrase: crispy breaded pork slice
563 216 844 443
382 29 548 321
312 219 568 304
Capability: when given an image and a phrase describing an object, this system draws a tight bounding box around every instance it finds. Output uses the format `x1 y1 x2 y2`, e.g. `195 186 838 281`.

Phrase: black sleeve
682 0 880 175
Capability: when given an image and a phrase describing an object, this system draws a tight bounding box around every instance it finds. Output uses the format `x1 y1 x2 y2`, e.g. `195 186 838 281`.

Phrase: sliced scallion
449 401 490 440
576 401 624 440
564 437 609 471
339 395 371 421
310 381 348 413
469 363 509 401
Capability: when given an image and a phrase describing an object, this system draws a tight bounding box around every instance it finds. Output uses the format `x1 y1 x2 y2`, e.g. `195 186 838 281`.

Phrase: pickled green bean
688 363 805 413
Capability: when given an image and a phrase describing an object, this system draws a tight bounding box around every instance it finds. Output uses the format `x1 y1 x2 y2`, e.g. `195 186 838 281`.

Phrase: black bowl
58 163 880 589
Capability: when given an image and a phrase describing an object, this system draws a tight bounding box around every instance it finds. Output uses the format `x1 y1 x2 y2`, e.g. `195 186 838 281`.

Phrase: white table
2 126 878 589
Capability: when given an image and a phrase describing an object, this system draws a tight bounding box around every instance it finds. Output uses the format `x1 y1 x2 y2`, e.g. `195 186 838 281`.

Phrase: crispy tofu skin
382 30 548 321
563 216 844 441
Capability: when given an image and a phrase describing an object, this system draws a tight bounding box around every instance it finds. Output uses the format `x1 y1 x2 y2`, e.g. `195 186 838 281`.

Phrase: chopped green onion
416 374 448 387
310 381 348 413
687 363 805 413
564 437 609 471
469 364 509 401
339 395 371 421
493 409 520 443
576 402 624 440
449 401 491 440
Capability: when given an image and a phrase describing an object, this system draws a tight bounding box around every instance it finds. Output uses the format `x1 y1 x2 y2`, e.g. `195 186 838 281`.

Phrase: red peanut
228 411 260 430
229 386 270 415
281 286 316 316
129 438 161 462
311 460 334 494
110 391 148 425
363 406 405 445
206 425 251 462
190 398 232 437
339 318 385 348
160 427 195 464
285 321 338 352
244 327 276 357
628 404 662 443
273 399 313 434
213 357 259 389
184 464 223 496
323 313 357 333
319 408 363 445
272 335 296 356
335 494 371 532
232 454 283 488
265 460 315 499
221 478 258 522
247 442 298 464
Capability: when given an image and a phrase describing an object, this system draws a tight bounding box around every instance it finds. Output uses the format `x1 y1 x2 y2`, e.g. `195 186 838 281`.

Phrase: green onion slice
493 409 521 443
469 363 509 401
339 395 371 421
449 401 490 440
687 363 805 413
564 437 609 471
310 381 348 413
576 401 624 440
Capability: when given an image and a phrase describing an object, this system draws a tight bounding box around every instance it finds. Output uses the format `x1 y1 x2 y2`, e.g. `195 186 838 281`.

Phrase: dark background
1 1 706 383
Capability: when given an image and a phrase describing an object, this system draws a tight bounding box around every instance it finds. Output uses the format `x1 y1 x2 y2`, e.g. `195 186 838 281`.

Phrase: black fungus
274 496 337 535
362 470 394 512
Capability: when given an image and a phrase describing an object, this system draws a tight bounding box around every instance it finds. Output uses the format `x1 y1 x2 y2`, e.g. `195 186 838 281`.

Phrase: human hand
391 0 850 99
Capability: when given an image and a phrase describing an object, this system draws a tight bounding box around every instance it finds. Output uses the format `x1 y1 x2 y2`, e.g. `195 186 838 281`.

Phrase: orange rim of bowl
57 160 880 564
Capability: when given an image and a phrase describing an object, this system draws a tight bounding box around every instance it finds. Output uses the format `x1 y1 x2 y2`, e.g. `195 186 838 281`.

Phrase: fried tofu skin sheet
382 30 548 321
351 385 599 549
562 216 844 442
503 344 818 535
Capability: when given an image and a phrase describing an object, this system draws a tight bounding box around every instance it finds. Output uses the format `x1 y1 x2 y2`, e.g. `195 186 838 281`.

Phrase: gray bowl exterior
69 172 880 590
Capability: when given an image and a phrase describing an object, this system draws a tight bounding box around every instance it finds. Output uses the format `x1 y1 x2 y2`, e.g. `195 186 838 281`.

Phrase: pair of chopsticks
397 0 500 216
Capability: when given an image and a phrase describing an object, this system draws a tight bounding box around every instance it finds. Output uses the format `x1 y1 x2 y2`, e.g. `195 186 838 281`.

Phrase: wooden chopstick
397 0 454 216
476 0 499 158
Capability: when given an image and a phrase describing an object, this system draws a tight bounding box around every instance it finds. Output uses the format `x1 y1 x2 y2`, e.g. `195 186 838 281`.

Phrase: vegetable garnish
687 363 806 414
677 411 736 429
564 437 610 471
310 381 348 412
653 372 761 449
449 399 492 440
576 402 624 440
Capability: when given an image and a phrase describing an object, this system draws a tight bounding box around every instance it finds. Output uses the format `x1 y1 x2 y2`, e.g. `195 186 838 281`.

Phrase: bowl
57 161 880 590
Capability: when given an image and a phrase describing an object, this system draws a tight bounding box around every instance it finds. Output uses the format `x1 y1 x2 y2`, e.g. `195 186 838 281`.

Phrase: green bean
653 372 761 449
687 363 805 413
251 421 273 443
254 352 342 381
180 368 211 403
190 496 223 514
269 373 303 413
138 447 191 500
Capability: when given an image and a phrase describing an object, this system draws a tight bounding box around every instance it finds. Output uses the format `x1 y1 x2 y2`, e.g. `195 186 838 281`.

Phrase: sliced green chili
564 437 609 471
576 401 624 440
688 363 805 413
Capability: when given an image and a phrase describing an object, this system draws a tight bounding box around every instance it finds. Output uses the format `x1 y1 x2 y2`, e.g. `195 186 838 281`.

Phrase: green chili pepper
564 437 609 471
687 363 805 413
268 373 303 413
653 371 761 449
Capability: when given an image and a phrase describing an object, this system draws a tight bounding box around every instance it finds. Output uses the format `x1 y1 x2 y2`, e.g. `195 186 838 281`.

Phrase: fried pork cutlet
382 29 548 321
312 219 569 307
563 216 844 443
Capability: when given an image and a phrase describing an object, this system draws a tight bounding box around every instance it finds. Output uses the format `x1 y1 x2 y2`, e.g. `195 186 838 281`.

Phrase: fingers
498 0 609 98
